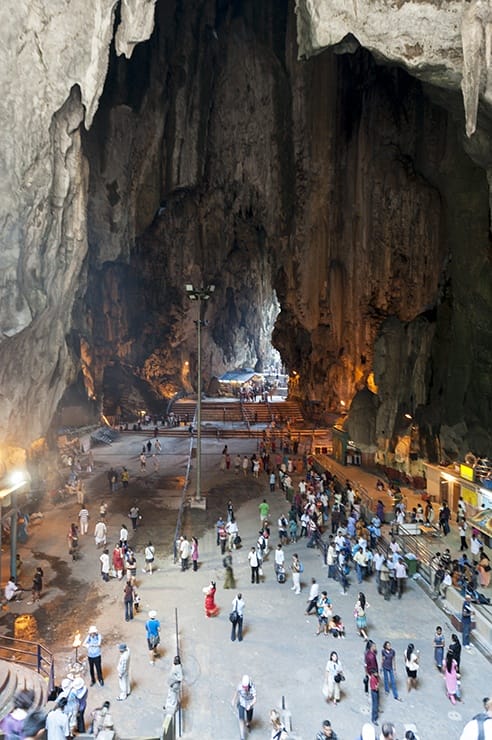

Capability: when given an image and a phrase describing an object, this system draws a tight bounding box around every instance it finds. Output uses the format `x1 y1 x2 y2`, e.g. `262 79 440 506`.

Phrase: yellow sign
461 485 477 506
460 464 474 482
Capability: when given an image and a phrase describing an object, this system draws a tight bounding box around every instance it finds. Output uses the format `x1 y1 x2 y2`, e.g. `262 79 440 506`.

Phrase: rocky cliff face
0 0 491 466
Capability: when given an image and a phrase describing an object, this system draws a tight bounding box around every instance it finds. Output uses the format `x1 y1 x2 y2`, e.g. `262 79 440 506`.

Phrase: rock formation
0 0 491 469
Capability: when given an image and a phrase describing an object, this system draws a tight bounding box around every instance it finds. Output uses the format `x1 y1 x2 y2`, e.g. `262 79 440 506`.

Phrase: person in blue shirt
83 626 104 686
145 610 161 664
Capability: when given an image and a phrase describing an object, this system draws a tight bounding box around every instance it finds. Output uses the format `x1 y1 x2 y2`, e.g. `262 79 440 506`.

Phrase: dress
433 632 445 669
204 585 219 617
354 602 367 630
443 657 458 701
323 657 343 703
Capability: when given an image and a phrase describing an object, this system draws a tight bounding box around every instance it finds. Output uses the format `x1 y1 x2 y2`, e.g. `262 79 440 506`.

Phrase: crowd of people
1 430 491 740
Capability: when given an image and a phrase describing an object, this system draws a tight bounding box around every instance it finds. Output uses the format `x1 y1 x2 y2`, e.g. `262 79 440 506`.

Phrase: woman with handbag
323 651 344 705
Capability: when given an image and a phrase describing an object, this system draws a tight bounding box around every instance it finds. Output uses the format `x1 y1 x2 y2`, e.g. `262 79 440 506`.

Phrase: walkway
1 433 490 739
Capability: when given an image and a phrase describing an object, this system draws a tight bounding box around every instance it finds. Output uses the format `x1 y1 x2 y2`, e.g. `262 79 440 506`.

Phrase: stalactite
461 0 492 138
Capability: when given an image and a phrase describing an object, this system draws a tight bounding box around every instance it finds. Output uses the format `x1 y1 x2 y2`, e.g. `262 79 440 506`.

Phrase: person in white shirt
439 570 452 599
247 548 260 584
305 577 320 614
179 537 191 571
274 544 285 573
230 593 245 642
78 507 89 535
226 520 239 551
4 578 22 602
460 697 492 740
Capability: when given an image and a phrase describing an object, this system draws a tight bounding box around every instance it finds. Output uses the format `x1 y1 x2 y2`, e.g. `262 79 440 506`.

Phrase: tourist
30 567 43 603
230 592 245 642
369 669 380 725
112 545 124 580
269 709 288 740
232 675 256 739
0 689 35 739
459 696 492 740
116 643 131 701
381 641 401 701
128 503 140 530
72 677 88 732
90 700 113 738
404 643 419 692
143 541 155 574
46 697 70 740
83 626 104 686
78 506 89 535
315 719 338 740
462 595 475 649
354 592 369 640
328 614 345 638
290 553 301 594
191 536 199 571
305 577 320 615
145 610 161 665
248 547 260 584
443 649 459 704
259 498 270 522
323 651 343 706
223 553 236 589
477 549 491 588
123 580 134 622
203 581 219 617
179 536 191 571
99 548 110 582
93 520 107 549
164 656 183 717
4 576 22 602
433 626 445 671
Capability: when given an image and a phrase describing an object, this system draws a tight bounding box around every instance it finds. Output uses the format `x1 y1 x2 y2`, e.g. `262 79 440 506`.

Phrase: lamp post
0 474 27 585
185 283 215 501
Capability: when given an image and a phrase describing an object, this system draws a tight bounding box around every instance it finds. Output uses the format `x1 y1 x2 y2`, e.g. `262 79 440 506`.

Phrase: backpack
299 561 304 573
258 537 266 550
472 713 492 740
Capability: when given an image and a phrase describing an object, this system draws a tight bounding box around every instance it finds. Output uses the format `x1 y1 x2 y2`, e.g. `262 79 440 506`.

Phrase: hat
361 723 376 740
118 643 127 651
241 674 250 687
88 625 98 633
61 678 72 692
72 677 86 697
148 610 157 618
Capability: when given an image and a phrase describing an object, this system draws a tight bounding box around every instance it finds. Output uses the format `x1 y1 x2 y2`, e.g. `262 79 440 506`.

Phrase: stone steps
0 660 49 720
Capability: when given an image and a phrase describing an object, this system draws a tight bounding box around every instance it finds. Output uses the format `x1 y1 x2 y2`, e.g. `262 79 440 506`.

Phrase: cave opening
68 0 492 458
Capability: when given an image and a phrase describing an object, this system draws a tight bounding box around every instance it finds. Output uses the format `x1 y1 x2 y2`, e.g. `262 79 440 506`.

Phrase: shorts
237 704 253 722
406 668 417 679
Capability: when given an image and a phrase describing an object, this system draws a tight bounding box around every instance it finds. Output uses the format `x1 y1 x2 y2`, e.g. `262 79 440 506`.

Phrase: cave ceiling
0 0 491 464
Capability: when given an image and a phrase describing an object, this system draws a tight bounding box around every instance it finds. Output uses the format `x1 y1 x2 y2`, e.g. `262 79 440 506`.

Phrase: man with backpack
460 696 492 739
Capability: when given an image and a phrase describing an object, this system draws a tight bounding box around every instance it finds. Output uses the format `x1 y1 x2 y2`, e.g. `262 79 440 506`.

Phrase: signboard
460 464 474 482
461 485 477 507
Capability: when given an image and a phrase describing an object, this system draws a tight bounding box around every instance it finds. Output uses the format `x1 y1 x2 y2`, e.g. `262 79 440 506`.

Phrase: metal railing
0 635 55 693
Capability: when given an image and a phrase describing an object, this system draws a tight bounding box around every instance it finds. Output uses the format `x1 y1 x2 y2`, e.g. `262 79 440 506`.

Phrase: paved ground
1 430 491 740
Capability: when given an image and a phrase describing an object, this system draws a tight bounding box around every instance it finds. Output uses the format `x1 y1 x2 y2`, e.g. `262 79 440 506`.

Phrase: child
369 670 380 725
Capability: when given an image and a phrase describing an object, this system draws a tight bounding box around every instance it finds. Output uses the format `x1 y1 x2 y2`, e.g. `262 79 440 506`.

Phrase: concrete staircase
0 661 49 719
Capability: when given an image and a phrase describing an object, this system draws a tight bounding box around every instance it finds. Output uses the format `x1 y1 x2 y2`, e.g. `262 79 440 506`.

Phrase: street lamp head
10 471 25 486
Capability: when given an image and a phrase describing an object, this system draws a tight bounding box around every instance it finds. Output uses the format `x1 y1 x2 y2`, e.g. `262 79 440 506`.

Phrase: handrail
0 635 55 693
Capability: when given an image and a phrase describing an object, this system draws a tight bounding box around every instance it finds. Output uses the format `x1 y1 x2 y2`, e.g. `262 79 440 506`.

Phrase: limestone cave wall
0 0 491 463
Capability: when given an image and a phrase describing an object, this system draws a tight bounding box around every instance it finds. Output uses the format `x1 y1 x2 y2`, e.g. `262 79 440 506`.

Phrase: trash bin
404 555 419 576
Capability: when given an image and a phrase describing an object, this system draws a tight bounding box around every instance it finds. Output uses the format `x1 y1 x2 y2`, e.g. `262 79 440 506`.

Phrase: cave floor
1 432 490 739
